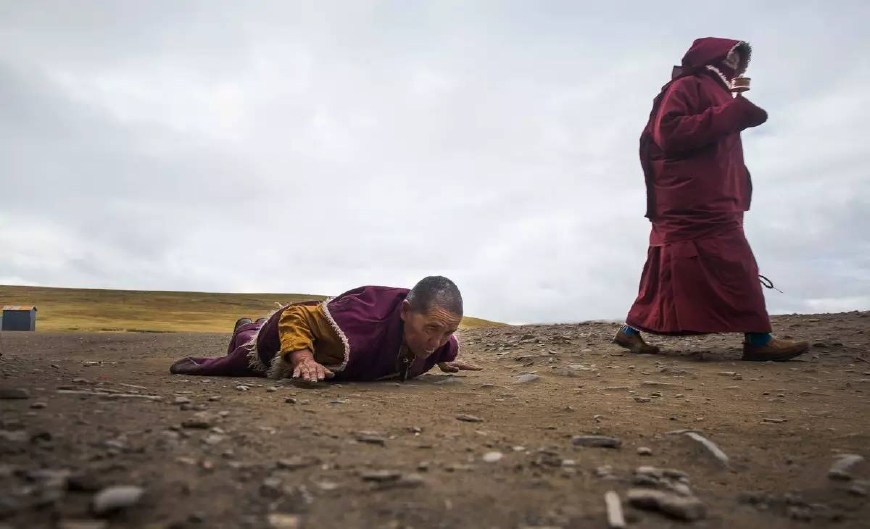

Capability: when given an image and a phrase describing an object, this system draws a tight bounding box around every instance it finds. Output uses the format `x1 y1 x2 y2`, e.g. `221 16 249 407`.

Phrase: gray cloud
1 1 868 323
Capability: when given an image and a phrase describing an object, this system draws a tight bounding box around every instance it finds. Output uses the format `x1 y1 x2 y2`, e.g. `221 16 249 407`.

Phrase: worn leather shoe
169 357 201 375
613 328 660 355
742 338 809 362
234 318 253 331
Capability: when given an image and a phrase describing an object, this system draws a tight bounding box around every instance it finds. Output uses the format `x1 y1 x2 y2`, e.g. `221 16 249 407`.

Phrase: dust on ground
1 312 869 529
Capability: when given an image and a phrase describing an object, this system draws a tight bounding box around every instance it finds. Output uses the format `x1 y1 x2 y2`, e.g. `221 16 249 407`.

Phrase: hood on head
681 37 751 74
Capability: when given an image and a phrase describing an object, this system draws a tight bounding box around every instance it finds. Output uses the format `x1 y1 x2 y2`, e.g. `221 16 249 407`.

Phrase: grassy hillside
0 285 504 333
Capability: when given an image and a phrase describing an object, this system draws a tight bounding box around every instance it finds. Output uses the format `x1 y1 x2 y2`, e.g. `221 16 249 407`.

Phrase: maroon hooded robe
625 37 773 335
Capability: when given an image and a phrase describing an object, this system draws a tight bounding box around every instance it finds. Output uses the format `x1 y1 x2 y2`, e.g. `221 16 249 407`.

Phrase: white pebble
482 451 504 463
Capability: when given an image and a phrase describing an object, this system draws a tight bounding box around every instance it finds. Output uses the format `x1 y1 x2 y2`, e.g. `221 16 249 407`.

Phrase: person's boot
742 338 809 361
234 318 253 331
613 326 660 354
169 357 202 375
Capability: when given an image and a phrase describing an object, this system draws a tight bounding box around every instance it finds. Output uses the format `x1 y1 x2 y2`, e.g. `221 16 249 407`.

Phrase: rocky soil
1 312 868 528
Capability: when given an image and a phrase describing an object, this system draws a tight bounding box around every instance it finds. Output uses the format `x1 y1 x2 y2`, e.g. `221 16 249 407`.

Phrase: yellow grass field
0 285 503 333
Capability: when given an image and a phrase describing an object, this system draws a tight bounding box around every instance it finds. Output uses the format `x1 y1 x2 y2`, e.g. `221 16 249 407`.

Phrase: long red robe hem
625 225 772 336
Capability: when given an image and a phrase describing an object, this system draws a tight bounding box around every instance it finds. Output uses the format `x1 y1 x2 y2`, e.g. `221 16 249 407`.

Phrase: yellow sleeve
277 305 317 355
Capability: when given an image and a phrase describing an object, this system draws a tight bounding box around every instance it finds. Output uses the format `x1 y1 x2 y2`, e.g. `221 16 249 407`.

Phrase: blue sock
622 325 640 337
745 332 772 346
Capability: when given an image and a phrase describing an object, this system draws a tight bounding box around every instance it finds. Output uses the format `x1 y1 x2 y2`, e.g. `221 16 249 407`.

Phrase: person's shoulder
342 285 409 296
669 75 703 93
661 75 714 106
330 285 410 305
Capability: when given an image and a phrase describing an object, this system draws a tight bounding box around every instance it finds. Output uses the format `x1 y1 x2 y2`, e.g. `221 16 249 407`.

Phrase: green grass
0 285 504 333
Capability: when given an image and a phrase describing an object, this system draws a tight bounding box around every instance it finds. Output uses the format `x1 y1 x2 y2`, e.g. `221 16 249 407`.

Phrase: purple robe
170 286 459 381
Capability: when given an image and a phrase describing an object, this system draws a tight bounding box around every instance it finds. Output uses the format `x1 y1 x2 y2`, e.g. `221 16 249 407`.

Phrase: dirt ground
1 312 869 529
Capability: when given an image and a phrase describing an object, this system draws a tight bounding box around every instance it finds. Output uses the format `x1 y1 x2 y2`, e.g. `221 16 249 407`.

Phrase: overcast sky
1 1 868 324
